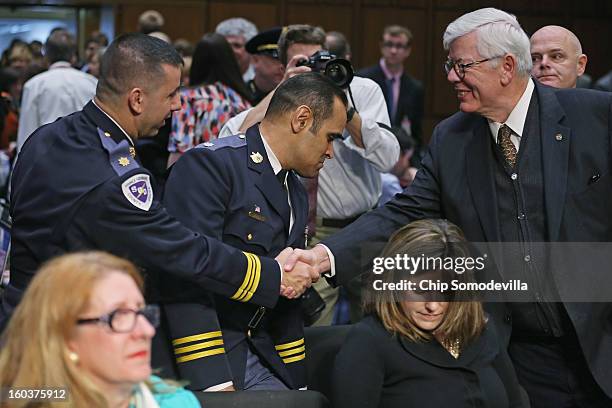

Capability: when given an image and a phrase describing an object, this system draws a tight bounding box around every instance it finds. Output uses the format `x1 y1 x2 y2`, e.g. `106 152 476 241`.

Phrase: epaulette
195 134 247 151
96 127 140 176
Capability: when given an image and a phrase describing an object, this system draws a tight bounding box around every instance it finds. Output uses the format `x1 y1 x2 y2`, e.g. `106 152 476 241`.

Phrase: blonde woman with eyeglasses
0 251 199 408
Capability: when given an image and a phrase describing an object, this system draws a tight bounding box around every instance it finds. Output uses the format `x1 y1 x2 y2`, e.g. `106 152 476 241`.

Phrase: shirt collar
48 61 72 69
259 128 284 179
379 58 403 80
488 78 534 138
92 99 135 146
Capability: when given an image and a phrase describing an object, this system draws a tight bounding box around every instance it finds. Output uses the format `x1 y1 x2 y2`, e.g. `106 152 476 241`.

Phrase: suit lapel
536 84 570 241
246 126 291 232
466 118 501 243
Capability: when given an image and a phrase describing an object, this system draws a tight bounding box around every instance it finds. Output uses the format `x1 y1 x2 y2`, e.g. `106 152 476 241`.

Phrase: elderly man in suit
288 8 612 408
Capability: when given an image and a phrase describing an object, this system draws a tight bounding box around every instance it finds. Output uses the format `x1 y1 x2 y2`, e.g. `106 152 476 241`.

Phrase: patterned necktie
497 125 517 168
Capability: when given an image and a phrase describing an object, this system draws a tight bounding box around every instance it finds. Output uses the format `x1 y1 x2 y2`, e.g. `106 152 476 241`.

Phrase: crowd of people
0 6 611 408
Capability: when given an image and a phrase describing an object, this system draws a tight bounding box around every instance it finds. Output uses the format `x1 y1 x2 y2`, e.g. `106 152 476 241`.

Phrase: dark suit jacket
324 83 612 397
332 315 523 408
160 125 309 390
358 63 424 145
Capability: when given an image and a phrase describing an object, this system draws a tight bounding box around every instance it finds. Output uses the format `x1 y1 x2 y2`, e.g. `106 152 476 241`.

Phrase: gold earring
68 351 79 363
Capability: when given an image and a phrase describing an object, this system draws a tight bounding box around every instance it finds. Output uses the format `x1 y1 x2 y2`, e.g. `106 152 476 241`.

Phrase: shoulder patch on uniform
194 135 246 151
97 127 140 176
121 174 153 211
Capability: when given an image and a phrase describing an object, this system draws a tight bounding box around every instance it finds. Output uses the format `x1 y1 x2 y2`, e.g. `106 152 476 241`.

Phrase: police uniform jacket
1 101 280 329
162 124 308 390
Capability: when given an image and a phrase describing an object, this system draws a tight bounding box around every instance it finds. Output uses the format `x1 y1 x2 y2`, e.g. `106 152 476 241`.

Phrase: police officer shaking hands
0 33 317 331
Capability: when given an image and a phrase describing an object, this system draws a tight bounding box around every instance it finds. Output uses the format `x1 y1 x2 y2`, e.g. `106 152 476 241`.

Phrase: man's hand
276 247 310 299
284 246 330 281
281 54 312 83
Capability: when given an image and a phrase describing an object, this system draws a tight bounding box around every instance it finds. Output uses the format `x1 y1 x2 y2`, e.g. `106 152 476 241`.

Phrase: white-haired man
216 17 258 83
288 8 612 407
530 25 588 89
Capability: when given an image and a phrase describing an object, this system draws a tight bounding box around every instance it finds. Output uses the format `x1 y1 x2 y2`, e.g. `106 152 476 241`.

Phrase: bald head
530 25 587 88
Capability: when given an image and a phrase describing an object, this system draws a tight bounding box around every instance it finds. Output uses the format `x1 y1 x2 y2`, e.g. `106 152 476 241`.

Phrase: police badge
121 174 153 211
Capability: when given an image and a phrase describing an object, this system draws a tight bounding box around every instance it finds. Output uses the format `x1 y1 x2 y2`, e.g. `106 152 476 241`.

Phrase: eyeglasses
382 41 409 50
77 304 160 333
444 56 503 79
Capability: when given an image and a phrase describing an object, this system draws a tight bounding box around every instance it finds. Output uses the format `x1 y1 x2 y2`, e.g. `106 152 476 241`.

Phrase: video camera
296 50 354 89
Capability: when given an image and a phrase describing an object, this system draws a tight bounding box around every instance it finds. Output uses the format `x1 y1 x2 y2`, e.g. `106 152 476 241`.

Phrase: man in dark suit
289 8 612 408
161 73 348 391
358 25 424 153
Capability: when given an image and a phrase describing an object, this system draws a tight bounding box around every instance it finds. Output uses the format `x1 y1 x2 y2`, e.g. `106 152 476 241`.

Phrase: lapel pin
248 205 266 221
250 152 263 164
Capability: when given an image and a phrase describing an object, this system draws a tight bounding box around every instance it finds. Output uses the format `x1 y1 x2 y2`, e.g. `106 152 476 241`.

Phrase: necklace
442 337 461 359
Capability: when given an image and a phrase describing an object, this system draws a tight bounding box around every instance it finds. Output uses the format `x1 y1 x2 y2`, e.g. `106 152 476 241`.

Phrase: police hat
245 27 282 59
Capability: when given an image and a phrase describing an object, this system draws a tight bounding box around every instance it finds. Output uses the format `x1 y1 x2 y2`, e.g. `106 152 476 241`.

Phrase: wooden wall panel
116 3 206 42
284 3 353 40
572 19 612 80
431 10 461 118
207 1 278 33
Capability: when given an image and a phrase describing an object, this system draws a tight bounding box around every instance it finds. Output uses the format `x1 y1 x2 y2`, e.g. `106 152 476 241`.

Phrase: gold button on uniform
247 233 253 241
104 131 111 137
555 133 563 141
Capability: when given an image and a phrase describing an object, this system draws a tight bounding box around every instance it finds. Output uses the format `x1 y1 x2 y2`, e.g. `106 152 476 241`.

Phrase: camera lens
325 59 354 88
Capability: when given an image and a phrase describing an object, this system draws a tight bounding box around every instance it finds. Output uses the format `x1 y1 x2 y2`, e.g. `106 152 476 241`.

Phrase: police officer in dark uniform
1 33 315 332
245 27 285 104
162 73 348 391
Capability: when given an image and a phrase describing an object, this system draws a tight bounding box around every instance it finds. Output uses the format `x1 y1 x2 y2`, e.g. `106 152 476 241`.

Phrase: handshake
275 246 330 299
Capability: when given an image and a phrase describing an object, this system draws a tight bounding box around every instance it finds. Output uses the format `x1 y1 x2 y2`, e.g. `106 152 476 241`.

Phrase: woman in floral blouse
168 33 253 164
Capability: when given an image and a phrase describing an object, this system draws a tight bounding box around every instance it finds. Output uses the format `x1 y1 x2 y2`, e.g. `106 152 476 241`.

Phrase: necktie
497 125 517 168
385 77 396 123
276 169 288 188
306 177 318 239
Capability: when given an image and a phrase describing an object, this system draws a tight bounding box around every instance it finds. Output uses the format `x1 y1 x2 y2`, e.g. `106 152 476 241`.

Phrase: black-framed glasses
77 304 160 333
382 41 409 50
444 56 502 79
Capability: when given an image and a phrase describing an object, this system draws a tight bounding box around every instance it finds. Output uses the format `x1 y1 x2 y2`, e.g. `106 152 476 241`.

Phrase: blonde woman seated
0 251 199 408
332 219 523 408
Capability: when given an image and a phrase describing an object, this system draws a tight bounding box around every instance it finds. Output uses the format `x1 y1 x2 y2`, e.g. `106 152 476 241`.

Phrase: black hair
326 31 351 59
96 33 183 101
266 72 348 133
45 29 76 64
189 33 253 103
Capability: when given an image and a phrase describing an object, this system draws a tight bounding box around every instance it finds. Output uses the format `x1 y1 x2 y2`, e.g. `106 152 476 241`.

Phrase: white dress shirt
17 61 97 151
488 78 535 151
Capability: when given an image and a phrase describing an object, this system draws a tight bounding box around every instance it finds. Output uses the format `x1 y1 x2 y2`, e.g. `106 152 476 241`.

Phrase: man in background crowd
245 27 285 104
358 25 424 163
17 29 96 151
216 17 258 83
530 25 588 89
